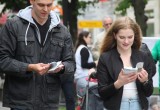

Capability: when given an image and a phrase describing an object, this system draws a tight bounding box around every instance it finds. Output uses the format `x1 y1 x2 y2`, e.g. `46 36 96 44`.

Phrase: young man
0 0 75 110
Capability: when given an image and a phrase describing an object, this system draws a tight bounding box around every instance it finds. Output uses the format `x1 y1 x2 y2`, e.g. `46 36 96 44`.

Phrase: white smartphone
48 61 62 73
123 62 144 74
123 67 137 74
136 62 144 72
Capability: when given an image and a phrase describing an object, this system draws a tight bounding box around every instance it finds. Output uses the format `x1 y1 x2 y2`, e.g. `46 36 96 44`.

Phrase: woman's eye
128 36 133 39
119 36 125 39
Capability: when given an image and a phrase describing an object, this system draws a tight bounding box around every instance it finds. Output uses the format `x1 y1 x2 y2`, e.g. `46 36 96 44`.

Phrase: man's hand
27 63 50 75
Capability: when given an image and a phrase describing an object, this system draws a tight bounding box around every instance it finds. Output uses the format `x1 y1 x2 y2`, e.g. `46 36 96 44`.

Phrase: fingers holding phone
137 68 148 83
115 69 137 88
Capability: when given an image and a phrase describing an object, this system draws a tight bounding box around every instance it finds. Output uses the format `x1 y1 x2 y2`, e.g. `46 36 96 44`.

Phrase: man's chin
40 16 48 20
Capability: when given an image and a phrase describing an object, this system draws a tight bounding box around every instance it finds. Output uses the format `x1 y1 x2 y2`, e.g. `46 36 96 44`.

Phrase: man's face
30 0 53 22
103 18 113 31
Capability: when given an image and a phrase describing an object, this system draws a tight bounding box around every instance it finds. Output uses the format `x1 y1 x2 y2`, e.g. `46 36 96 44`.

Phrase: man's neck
33 17 48 25
32 12 48 25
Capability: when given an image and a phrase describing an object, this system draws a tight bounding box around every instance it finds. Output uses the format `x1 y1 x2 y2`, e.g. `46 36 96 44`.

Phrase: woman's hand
88 68 96 76
114 69 138 89
137 68 148 83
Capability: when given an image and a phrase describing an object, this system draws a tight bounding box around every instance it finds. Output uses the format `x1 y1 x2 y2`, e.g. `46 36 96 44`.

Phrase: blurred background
0 0 160 110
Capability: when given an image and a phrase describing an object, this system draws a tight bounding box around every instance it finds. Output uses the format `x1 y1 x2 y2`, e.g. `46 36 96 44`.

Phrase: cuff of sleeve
143 80 149 86
19 63 29 73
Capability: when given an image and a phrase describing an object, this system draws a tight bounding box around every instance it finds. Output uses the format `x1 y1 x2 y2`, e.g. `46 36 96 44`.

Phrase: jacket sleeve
61 28 75 74
97 54 121 100
80 47 96 69
140 51 155 97
0 19 29 76
140 43 156 76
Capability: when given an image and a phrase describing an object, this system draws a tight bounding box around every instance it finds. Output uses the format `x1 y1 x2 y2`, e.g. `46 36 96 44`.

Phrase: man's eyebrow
37 3 53 6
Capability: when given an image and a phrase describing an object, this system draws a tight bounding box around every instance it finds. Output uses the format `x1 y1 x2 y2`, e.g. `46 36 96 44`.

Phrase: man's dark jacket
0 6 75 110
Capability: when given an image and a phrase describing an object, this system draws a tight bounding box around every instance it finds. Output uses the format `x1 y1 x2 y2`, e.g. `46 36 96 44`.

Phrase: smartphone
136 62 144 72
48 61 62 73
123 67 137 74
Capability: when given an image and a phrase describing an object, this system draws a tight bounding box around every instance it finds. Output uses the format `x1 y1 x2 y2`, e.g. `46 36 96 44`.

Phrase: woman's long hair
75 31 90 51
100 16 142 54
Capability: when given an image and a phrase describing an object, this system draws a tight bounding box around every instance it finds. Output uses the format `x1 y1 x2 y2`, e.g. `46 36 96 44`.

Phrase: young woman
97 17 156 110
74 31 97 97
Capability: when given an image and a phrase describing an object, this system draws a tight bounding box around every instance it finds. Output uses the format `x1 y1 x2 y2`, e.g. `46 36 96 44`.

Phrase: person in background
0 0 75 110
74 31 97 97
152 40 160 94
97 16 156 110
150 103 160 110
92 16 113 60
75 31 104 110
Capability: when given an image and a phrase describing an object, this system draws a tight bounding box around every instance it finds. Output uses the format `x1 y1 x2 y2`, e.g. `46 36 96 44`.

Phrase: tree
116 0 148 36
61 0 98 44
62 0 79 44
0 0 30 13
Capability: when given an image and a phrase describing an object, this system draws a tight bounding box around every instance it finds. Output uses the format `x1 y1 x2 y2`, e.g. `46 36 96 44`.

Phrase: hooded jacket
0 6 75 110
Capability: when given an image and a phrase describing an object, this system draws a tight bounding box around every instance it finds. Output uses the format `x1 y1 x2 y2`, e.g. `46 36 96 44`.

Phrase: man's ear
29 0 35 5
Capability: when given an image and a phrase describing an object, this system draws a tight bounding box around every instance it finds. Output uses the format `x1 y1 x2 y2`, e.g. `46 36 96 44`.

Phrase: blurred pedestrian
92 16 113 60
74 31 97 97
74 30 104 110
0 0 75 110
152 40 160 94
97 16 156 110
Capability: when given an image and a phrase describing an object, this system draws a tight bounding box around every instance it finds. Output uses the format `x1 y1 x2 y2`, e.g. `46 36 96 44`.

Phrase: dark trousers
61 75 76 110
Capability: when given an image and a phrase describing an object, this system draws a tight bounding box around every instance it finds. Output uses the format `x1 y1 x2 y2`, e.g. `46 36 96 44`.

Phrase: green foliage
144 0 148 4
115 0 148 15
0 0 28 13
79 1 98 10
78 1 88 11
58 0 98 16
115 0 131 15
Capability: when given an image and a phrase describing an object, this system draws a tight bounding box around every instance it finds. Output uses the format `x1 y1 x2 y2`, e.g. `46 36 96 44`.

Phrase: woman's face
115 28 134 51
84 34 92 45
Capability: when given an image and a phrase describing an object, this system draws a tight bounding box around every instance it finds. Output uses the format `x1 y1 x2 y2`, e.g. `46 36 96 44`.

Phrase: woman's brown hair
100 16 142 54
75 31 90 51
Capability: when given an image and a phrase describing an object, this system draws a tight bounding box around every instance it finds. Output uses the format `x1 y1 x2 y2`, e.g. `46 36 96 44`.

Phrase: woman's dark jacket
97 48 156 110
0 6 75 110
